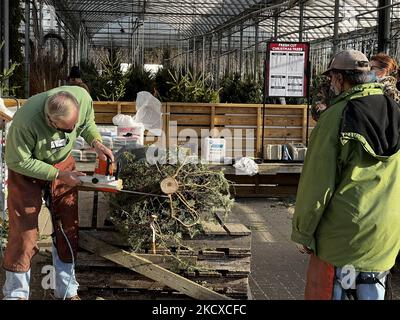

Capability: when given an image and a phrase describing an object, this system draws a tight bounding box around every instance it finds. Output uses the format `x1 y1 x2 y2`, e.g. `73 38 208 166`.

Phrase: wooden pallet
74 216 252 300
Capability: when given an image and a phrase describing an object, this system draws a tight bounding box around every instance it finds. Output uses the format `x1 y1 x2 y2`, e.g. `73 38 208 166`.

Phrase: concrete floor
231 198 308 300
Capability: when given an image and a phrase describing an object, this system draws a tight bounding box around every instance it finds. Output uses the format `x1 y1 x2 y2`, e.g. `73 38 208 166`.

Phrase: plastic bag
233 157 259 176
112 113 136 127
133 91 162 136
0 97 16 119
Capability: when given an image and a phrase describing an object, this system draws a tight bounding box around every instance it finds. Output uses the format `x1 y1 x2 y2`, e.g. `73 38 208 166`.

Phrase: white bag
233 157 259 176
112 113 136 127
0 97 16 119
134 91 162 136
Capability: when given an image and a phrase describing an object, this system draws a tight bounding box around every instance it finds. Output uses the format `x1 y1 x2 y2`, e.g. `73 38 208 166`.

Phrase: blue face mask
370 71 379 83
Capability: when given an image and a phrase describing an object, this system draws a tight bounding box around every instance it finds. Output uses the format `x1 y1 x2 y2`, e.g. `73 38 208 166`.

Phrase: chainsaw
79 155 168 198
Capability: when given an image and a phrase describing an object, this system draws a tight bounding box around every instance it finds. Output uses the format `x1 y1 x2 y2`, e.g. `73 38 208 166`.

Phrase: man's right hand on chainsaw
57 170 86 186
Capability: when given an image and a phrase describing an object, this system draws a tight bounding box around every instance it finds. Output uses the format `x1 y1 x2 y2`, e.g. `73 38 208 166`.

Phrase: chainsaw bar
119 189 169 198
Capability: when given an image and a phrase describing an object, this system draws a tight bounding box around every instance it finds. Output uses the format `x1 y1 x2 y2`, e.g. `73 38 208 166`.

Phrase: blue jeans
333 267 387 300
2 245 79 300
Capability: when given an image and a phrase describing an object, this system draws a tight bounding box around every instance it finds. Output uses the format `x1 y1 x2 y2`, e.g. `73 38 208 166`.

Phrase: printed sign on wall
266 42 310 97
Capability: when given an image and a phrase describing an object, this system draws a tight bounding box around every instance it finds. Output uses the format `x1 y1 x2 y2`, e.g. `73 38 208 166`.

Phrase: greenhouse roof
46 0 400 47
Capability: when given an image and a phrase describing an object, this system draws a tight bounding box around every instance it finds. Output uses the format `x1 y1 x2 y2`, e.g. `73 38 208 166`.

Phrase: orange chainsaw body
91 156 120 193
94 157 114 176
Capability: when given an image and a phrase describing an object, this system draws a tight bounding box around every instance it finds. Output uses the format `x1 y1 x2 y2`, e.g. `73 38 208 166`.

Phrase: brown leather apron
2 155 79 272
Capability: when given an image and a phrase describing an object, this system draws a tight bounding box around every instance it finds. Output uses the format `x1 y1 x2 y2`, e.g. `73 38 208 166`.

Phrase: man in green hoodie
2 86 113 300
292 49 400 300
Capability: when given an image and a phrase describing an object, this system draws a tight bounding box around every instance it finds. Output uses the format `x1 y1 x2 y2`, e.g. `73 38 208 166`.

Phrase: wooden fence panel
4 99 311 157
167 102 307 157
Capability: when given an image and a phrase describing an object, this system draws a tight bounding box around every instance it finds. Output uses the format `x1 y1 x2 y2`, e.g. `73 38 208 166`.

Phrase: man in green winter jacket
2 86 113 300
292 49 400 300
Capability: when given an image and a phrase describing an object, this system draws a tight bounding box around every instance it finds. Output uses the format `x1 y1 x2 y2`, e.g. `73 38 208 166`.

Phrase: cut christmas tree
109 146 234 258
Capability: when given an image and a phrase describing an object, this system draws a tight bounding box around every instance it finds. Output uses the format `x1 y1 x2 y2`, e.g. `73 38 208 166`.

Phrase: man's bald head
45 91 79 132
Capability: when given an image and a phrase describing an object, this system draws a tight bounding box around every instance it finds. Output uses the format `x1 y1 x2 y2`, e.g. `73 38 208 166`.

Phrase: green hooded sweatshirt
5 86 102 181
292 83 400 272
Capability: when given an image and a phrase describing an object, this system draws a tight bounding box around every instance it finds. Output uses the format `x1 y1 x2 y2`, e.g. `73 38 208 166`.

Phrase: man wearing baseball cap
291 49 400 300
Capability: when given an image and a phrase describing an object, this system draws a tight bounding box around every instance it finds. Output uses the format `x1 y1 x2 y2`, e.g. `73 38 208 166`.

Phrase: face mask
370 71 379 82
330 74 343 97
330 82 341 97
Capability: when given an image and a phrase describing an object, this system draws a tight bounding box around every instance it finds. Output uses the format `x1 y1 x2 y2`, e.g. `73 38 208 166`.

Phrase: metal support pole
87 34 89 62
254 19 259 81
193 36 196 75
82 33 88 62
76 34 79 65
202 36 205 83
132 28 137 67
299 1 304 42
57 23 62 62
333 0 340 54
3 0 10 90
378 0 391 53
73 39 76 65
216 34 221 88
136 25 138 66
274 13 279 40
24 0 30 98
84 38 86 65
77 37 80 64
209 35 213 76
85 34 88 62
227 33 231 75
81 33 84 64
50 7 54 58
39 0 43 40
66 34 69 71
186 40 189 73
141 21 145 66
78 27 82 64
131 29 134 66
239 25 243 77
